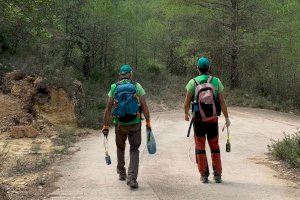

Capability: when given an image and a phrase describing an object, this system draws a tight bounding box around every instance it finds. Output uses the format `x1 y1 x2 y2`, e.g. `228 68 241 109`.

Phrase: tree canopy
1 0 299 126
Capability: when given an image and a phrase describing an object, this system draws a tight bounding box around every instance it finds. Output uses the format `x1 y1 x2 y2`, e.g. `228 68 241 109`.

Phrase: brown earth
0 71 84 200
9 126 40 139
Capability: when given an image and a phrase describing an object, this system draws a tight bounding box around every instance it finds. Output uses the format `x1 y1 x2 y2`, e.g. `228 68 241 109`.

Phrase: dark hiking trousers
193 120 222 177
115 123 141 181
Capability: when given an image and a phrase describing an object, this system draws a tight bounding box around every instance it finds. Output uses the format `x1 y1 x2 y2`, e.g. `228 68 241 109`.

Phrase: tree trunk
124 31 128 64
230 0 239 88
167 45 175 73
82 53 90 79
135 43 138 69
64 14 70 66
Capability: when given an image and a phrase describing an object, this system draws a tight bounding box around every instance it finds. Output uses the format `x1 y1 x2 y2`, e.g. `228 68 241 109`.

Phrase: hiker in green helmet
102 64 151 189
184 57 230 183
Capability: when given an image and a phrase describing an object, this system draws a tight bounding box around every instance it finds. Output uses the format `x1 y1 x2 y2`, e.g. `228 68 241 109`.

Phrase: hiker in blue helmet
184 57 231 183
119 64 133 75
102 64 152 189
198 57 210 68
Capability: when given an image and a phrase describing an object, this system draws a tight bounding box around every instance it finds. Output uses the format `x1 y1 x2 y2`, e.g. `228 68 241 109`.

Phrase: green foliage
75 78 108 128
30 144 41 155
36 175 47 186
52 127 76 152
268 131 300 169
0 64 13 74
135 69 187 106
146 60 164 75
0 0 299 129
76 96 102 129
12 155 52 174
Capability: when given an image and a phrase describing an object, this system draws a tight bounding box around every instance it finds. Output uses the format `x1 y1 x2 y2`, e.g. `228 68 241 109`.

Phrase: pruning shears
103 134 112 165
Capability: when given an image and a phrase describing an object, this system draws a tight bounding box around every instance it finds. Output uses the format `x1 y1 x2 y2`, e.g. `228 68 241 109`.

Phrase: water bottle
147 129 156 155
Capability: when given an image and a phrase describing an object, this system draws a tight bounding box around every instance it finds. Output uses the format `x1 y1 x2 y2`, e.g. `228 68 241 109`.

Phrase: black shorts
193 121 219 139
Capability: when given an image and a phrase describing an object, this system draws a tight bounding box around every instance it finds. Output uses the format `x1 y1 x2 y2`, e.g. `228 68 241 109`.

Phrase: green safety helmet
119 64 133 75
197 57 210 69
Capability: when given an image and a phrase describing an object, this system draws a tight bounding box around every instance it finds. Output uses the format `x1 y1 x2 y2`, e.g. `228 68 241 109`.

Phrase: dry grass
225 89 299 115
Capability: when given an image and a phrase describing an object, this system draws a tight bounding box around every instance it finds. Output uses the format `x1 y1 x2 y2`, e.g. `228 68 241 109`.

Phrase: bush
268 130 300 169
12 156 52 174
76 96 102 128
30 144 41 155
53 127 76 147
0 64 13 74
0 143 10 167
75 79 106 128
147 60 164 75
224 89 299 114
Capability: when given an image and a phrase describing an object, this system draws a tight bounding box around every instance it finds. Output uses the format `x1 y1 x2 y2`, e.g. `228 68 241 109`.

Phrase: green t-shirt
108 79 146 125
185 74 224 98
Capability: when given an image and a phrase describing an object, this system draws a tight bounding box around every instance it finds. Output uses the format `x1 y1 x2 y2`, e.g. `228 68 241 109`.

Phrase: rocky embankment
0 71 88 200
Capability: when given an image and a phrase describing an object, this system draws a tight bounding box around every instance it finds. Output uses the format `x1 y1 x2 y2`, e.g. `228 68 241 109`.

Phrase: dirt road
48 108 300 200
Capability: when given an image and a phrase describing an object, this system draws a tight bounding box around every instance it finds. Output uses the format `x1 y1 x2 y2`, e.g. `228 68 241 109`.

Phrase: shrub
12 156 52 174
268 130 300 169
52 127 76 151
0 64 13 74
30 144 41 155
75 80 104 128
0 143 10 167
147 61 164 75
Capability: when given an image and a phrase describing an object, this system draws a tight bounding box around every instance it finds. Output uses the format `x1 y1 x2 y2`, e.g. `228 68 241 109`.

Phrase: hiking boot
127 179 139 189
119 174 127 181
200 176 209 184
214 174 222 183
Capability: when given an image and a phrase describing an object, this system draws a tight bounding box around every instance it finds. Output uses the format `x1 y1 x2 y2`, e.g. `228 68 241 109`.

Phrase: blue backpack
112 80 140 122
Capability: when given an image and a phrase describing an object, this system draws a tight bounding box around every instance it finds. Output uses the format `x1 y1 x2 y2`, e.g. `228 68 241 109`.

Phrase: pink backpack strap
207 76 213 83
200 100 218 123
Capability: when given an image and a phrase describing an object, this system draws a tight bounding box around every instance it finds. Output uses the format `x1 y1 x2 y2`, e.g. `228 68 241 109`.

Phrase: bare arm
103 97 114 126
184 92 193 121
218 93 229 118
139 95 150 122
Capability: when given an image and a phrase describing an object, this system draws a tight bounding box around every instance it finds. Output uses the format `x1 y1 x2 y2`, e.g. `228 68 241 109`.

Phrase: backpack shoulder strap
120 78 135 85
116 78 134 85
193 78 200 86
131 81 138 93
207 76 213 83
112 83 120 97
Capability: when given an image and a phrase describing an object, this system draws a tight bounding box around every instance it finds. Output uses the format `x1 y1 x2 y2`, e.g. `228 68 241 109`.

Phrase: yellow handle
227 127 230 141
222 124 230 141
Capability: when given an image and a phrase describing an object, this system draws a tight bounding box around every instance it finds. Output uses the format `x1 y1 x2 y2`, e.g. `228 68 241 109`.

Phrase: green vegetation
225 90 299 115
0 0 299 127
35 175 48 186
52 127 77 154
30 143 41 155
12 155 53 174
0 143 10 167
268 130 300 169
